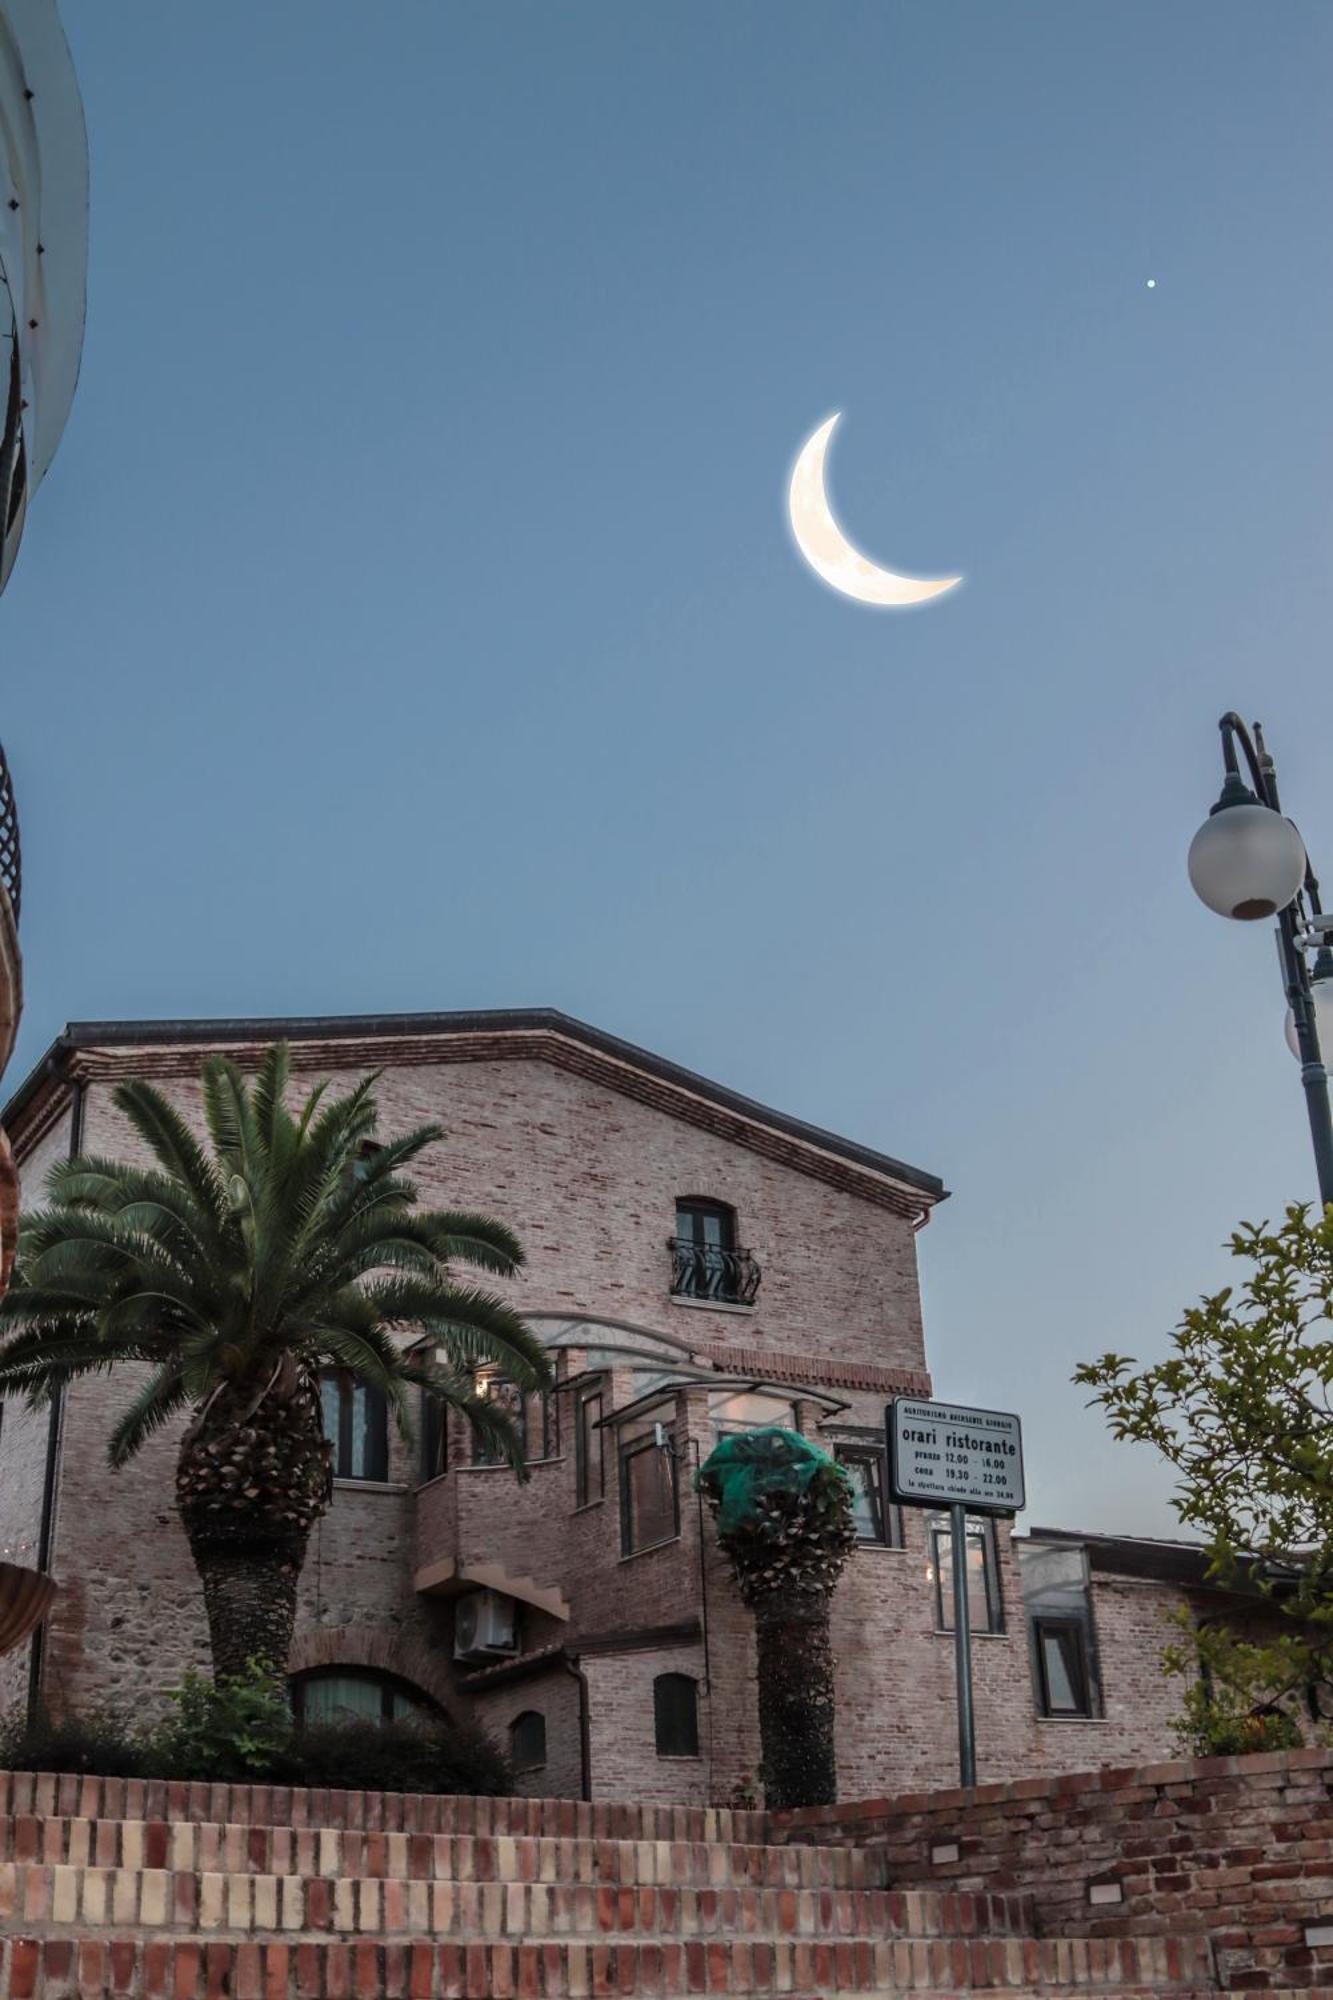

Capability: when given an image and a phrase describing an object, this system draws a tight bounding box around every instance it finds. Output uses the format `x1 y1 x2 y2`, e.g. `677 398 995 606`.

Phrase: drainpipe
564 1655 592 1803
26 1075 84 1721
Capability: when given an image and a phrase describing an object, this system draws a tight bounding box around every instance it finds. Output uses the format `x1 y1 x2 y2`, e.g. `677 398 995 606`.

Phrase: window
620 1422 680 1554
291 1669 429 1726
834 1444 902 1547
320 1371 389 1482
1019 1541 1101 1718
671 1200 758 1305
654 1673 700 1757
1033 1620 1091 1717
708 1389 795 1438
575 1383 604 1506
928 1513 1003 1634
510 1709 546 1772
420 1394 447 1483
473 1375 557 1466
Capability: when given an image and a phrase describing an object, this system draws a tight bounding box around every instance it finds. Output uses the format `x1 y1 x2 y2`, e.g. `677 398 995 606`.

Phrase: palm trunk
176 1367 331 1683
188 1528 308 1683
754 1587 838 1809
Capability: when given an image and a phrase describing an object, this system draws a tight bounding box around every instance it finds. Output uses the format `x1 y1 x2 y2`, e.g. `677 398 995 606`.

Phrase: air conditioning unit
453 1588 518 1663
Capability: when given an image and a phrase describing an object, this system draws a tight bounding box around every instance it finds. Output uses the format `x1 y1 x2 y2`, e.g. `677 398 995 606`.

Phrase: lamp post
1187 712 1333 1208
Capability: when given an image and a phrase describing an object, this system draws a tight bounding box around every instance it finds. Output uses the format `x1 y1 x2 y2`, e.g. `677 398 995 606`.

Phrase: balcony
668 1237 761 1307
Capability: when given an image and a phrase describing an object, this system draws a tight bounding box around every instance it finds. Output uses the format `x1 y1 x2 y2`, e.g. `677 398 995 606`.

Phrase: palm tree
699 1427 855 1809
0 1044 549 1683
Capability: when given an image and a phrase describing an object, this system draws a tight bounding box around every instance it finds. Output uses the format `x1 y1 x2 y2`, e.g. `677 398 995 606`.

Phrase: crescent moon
787 413 962 608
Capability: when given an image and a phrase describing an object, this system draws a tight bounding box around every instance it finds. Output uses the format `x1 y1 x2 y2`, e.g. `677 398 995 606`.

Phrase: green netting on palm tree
698 1426 840 1535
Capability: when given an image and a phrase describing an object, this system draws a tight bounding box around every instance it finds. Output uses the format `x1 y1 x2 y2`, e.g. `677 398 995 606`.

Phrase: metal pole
950 1503 977 1789
1277 905 1333 1210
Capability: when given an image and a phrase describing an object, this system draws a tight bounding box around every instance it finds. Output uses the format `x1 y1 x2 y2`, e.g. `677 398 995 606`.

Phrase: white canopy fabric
0 0 87 588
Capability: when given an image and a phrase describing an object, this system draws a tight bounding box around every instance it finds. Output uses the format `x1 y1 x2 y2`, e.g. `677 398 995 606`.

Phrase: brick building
0 1009 1267 1802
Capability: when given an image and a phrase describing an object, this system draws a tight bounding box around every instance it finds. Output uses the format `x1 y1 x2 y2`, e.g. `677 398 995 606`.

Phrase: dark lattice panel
0 742 20 927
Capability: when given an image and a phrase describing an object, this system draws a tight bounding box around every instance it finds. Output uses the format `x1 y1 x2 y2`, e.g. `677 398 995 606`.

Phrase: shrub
0 1705 150 1778
150 1662 294 1783
288 1716 512 1797
1174 1695 1303 1758
0 1662 513 1797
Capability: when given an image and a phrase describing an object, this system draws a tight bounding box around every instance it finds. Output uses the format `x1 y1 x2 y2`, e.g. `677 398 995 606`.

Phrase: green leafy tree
1075 1203 1333 1728
1163 1618 1306 1757
0 1045 549 1682
698 1427 855 1809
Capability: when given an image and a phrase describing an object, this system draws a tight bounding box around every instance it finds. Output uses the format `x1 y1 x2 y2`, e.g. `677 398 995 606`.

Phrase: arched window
291 1667 435 1727
654 1673 700 1758
510 1709 546 1772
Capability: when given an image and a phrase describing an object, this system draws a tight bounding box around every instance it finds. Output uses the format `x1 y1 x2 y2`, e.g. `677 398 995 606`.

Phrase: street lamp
1188 713 1333 1208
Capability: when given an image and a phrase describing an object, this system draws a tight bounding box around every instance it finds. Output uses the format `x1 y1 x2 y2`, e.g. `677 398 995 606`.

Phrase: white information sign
887 1397 1025 1516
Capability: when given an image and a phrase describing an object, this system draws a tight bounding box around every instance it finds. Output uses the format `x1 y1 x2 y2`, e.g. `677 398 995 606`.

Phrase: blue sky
6 2 1333 1532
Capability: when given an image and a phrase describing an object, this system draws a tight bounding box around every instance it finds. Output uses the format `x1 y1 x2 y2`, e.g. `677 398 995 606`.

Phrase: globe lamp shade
1286 966 1333 1065
1188 803 1307 921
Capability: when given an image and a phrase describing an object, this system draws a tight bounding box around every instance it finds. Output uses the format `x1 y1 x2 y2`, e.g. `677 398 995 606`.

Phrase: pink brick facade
0 1011 1263 1804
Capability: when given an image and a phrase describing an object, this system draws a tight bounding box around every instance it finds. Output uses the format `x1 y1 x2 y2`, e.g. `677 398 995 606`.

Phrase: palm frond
366 1279 549 1388
412 1211 525 1276
109 1079 230 1240
2 1043 534 1486
107 1364 192 1466
398 1352 529 1474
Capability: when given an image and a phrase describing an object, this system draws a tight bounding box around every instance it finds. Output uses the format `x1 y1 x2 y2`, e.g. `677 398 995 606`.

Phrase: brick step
0 1932 1220 1997
0 1772 766 1846
0 1819 898 1893
0 1864 1035 1944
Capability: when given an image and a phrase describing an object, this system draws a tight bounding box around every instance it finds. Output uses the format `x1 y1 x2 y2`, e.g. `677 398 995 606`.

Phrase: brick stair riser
0 1822 895 1894
0 1865 1035 1944
0 1774 767 1846
0 1933 1219 1998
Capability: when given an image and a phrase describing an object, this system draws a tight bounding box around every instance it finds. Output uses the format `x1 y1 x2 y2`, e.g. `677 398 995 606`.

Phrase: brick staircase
0 1772 1223 1997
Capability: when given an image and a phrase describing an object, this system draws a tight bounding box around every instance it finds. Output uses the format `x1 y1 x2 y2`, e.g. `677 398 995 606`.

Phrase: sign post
887 1397 1025 1790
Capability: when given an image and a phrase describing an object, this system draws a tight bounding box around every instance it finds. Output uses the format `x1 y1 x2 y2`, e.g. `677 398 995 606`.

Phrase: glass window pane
626 1444 676 1551
654 1674 699 1757
933 1521 996 1632
837 1451 884 1541
577 1390 603 1504
301 1673 385 1725
511 1711 546 1770
347 1382 387 1481
709 1390 795 1437
321 1375 342 1467
475 1376 525 1465
421 1396 446 1482
1041 1628 1082 1714
350 1383 370 1477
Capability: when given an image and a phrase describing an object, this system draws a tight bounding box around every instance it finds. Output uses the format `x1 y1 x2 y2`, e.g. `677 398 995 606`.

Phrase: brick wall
582 1643 710 1807
772 1745 1333 1988
468 1663 584 1801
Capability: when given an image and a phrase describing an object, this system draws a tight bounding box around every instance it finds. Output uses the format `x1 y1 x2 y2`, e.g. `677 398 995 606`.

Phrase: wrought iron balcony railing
0 742 19 927
668 1237 761 1306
